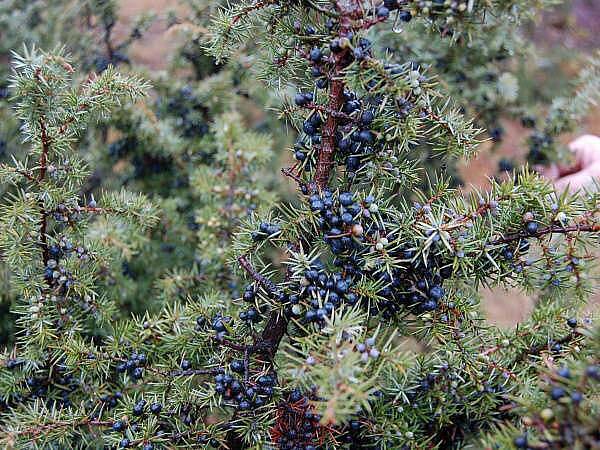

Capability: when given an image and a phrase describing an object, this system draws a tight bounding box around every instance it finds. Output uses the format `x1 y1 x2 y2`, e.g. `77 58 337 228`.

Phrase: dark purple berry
399 10 412 21
112 420 125 432
377 6 390 18
526 221 539 235
551 387 565 400
309 47 322 62
513 435 527 448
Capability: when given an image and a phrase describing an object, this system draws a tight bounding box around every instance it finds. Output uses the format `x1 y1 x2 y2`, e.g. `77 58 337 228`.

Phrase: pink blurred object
546 135 600 191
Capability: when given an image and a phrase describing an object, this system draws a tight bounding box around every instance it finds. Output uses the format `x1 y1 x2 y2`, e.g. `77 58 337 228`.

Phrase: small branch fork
226 255 289 450
513 331 583 364
282 166 303 183
236 255 289 356
237 255 278 296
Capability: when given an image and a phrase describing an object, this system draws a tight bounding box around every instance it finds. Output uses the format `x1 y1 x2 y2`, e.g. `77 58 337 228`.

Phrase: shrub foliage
0 1 599 449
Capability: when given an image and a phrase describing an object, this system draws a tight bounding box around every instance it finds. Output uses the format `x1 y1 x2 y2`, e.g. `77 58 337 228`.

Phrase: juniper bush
0 1 599 449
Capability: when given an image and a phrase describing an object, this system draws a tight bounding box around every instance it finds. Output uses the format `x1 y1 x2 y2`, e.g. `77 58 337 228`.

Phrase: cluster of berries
214 371 277 411
99 391 123 409
132 398 163 416
272 389 325 450
113 393 203 448
211 313 233 340
159 85 209 139
307 190 371 255
251 222 281 241
116 352 146 380
240 287 264 324
43 258 75 294
296 263 359 324
265 189 452 321
380 263 447 315
513 362 599 449
44 238 90 295
294 88 381 176
292 12 441 180
337 419 365 446
48 238 83 259
194 315 208 332
527 131 554 165
501 239 530 273
40 238 101 325
111 418 154 450
112 396 191 449
0 360 79 412
355 337 381 361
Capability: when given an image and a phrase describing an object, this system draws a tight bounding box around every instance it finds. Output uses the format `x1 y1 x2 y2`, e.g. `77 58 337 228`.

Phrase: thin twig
491 223 600 246
237 255 279 296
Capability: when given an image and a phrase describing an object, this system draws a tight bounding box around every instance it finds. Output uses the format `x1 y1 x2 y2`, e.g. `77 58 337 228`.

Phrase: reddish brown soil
116 0 186 70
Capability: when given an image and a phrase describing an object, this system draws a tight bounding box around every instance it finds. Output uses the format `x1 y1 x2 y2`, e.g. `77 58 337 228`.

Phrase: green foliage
0 1 599 449
86 63 282 309
0 0 153 342
0 47 155 348
480 324 600 449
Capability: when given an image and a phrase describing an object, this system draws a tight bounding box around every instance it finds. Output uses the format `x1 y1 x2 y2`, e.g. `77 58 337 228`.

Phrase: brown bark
38 120 50 266
313 0 358 190
314 78 344 189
